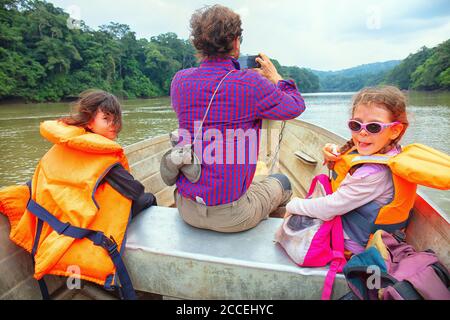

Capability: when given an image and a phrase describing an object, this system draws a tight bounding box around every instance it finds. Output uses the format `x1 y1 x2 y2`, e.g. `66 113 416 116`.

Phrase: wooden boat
1 119 449 300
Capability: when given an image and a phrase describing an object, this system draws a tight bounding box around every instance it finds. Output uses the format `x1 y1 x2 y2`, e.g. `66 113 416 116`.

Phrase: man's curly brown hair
189 5 243 59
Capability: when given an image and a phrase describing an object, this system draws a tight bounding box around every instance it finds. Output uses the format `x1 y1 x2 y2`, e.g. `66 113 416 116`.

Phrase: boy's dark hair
189 4 243 59
60 89 122 133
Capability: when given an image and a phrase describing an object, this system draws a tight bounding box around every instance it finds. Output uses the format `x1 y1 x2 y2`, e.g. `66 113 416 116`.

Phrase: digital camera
237 55 261 69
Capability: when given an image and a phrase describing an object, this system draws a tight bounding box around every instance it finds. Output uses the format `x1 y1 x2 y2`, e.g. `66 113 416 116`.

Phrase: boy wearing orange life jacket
286 86 450 257
0 90 156 299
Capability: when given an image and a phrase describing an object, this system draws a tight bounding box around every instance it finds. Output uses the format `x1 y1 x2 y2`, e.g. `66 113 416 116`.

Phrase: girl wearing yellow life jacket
286 86 426 256
0 90 156 299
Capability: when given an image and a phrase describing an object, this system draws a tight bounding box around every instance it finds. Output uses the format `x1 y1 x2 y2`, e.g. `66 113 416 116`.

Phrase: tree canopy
1 0 448 102
279 64 319 93
382 40 450 90
0 0 320 102
0 0 197 101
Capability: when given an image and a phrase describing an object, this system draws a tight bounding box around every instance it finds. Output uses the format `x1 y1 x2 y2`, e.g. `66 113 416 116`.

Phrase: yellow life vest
331 143 450 247
0 120 135 298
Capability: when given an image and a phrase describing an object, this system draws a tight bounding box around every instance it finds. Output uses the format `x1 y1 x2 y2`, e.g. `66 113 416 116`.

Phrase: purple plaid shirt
170 56 306 206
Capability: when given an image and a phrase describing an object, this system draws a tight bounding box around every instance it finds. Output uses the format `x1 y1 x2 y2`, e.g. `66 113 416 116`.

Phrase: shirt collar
200 56 241 70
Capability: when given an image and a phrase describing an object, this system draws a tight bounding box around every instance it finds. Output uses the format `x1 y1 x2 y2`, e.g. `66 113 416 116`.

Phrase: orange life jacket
331 143 450 248
0 120 136 299
331 148 415 247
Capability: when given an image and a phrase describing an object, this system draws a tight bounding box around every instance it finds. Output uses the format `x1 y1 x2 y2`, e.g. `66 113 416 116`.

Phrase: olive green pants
175 176 292 233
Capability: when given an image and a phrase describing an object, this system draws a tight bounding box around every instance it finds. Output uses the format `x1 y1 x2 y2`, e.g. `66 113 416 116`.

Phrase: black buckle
101 235 118 254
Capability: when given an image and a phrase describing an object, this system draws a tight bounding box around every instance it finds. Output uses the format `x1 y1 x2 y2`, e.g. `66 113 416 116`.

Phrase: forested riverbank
0 0 320 102
1 1 448 102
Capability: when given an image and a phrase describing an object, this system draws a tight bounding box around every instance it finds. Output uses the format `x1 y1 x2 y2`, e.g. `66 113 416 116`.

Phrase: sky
48 0 450 71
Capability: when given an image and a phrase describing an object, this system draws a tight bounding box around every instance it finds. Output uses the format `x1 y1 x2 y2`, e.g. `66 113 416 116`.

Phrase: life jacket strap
391 281 423 300
30 216 50 300
26 182 136 300
371 210 413 234
343 208 412 247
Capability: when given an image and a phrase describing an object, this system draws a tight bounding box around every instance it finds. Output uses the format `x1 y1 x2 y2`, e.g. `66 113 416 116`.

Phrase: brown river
0 91 448 217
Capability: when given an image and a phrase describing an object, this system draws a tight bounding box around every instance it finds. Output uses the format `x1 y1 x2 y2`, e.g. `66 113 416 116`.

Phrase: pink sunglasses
348 120 400 134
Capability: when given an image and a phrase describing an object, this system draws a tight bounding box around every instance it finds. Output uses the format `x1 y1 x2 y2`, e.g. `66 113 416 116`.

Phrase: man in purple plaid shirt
170 5 306 232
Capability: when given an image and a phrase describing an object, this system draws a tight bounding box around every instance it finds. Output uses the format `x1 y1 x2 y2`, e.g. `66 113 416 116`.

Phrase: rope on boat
269 121 286 174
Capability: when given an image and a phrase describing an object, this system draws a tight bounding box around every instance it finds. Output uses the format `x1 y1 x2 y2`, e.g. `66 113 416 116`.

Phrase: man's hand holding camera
254 53 283 85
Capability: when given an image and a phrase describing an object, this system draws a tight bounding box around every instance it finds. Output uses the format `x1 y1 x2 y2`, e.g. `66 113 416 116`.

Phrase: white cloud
49 0 450 70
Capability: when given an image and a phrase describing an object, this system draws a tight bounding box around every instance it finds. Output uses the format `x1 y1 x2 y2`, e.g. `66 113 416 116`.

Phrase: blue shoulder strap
26 181 137 300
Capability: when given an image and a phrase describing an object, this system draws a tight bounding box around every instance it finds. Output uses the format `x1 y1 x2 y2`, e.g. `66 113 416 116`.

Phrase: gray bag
160 133 201 186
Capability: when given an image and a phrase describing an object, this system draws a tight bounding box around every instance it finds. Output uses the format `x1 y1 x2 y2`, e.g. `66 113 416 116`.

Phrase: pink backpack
275 174 347 299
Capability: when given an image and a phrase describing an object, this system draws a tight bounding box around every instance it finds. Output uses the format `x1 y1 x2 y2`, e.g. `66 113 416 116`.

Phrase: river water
0 91 448 215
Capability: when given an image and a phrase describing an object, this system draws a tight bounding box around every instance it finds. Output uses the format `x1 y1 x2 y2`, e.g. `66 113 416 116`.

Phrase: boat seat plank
124 206 349 299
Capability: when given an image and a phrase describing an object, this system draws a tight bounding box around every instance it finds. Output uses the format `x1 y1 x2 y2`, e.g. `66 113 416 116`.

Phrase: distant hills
310 60 401 92
271 38 449 93
312 60 401 78
306 39 450 92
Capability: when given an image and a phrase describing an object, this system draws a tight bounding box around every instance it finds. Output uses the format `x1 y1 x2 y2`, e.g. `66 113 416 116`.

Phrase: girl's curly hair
189 5 243 59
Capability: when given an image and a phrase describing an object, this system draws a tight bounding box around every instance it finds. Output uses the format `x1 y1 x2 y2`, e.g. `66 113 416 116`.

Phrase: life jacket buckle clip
101 235 118 254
